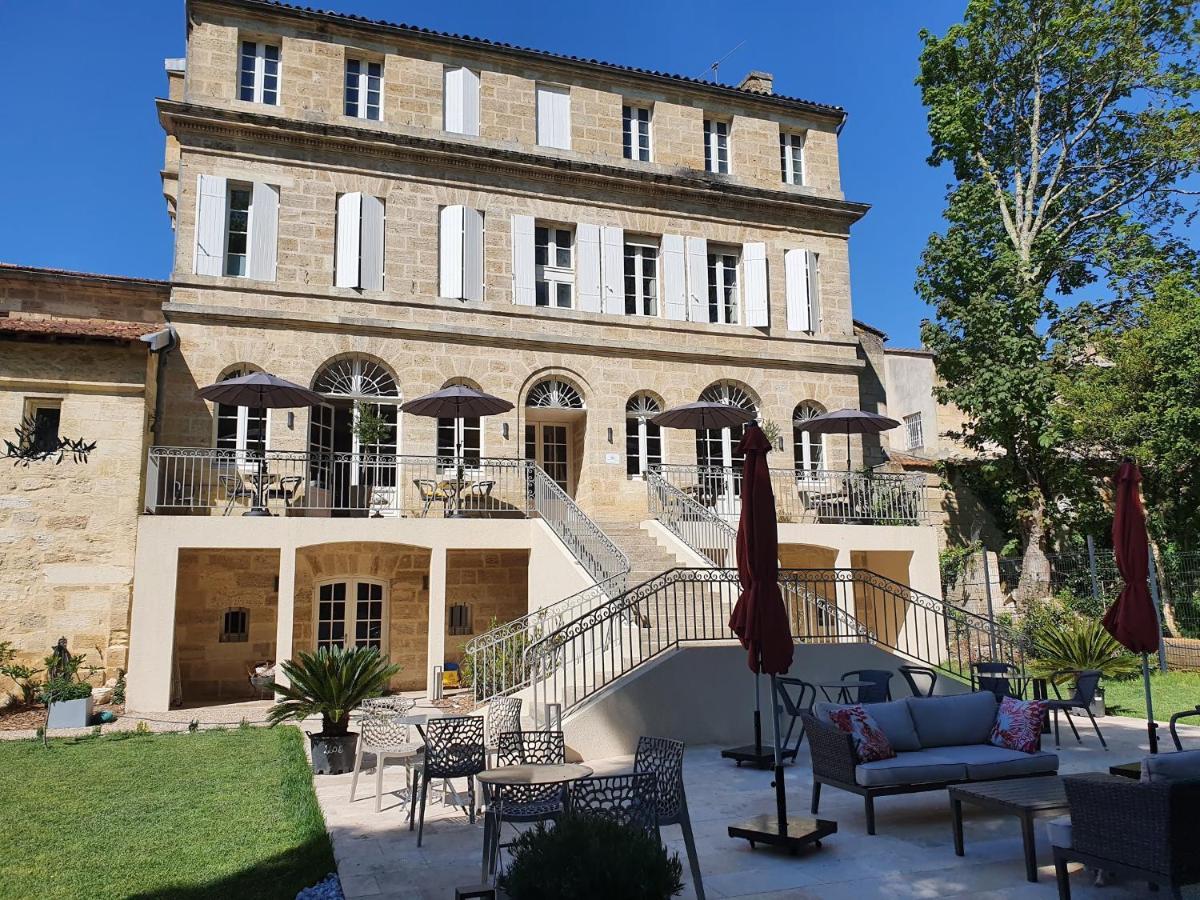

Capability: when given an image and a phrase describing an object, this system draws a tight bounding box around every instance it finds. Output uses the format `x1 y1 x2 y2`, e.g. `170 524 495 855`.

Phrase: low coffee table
1109 761 1140 779
949 776 1068 883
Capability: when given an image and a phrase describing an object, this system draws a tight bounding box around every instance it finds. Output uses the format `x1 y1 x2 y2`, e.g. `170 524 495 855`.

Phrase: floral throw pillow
990 696 1045 753
827 705 895 763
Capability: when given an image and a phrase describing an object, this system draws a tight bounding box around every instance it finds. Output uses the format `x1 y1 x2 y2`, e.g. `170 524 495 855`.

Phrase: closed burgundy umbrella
1103 460 1165 752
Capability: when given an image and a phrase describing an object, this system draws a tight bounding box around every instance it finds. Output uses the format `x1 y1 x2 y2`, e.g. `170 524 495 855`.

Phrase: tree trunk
1150 540 1179 636
1015 491 1053 602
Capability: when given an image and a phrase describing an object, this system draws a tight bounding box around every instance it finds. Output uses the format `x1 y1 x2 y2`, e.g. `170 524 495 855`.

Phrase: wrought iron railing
528 464 627 592
645 469 736 566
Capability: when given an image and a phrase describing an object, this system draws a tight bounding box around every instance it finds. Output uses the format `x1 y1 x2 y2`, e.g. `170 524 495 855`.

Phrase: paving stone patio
312 713 1199 900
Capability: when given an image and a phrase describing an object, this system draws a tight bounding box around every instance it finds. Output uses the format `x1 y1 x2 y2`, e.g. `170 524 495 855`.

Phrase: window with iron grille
904 412 924 450
220 607 249 643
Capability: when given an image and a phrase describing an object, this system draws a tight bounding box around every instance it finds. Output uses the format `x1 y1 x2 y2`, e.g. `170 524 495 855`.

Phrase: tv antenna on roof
698 40 746 83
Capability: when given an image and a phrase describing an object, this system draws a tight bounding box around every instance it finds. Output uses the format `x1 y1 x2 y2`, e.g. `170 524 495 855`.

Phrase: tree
916 0 1199 597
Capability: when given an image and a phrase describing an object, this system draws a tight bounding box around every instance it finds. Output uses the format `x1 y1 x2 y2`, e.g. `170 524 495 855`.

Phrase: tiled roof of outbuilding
0 316 153 344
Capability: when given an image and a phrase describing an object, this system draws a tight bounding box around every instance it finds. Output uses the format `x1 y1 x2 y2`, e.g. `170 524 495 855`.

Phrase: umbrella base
720 745 777 769
728 814 836 855
242 508 272 517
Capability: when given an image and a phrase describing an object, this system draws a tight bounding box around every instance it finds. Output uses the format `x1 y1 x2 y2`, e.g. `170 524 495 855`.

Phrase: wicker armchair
1053 773 1200 899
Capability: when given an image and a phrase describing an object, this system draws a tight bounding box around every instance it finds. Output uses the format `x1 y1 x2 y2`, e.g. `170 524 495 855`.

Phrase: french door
525 422 571 494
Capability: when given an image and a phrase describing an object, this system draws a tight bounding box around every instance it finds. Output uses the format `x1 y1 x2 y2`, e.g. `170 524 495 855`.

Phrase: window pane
535 281 549 307
556 282 572 308
534 227 548 266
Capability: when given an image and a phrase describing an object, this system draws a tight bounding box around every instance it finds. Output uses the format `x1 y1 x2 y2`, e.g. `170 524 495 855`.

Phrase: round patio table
477 763 593 882
818 679 873 703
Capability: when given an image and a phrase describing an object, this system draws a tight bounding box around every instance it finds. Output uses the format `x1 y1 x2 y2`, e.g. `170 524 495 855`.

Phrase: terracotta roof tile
0 316 152 343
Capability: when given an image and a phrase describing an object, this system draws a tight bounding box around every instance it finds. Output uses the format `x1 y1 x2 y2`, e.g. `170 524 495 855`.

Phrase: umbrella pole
1142 653 1159 754
769 672 788 836
753 672 762 755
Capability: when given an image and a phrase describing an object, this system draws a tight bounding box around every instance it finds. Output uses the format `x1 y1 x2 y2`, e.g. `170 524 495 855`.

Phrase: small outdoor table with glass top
817 679 873 703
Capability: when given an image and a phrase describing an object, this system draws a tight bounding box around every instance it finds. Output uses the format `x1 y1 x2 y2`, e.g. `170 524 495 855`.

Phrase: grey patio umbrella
797 408 901 471
650 401 756 431
197 372 325 515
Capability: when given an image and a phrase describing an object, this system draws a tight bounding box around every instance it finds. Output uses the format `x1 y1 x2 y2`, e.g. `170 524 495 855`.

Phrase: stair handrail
645 468 735 566
529 462 628 589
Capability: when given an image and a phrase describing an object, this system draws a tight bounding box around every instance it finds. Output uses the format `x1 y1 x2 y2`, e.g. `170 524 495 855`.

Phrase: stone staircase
592 518 688 586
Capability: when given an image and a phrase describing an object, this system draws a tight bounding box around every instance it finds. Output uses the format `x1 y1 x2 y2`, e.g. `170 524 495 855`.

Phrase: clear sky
0 0 968 347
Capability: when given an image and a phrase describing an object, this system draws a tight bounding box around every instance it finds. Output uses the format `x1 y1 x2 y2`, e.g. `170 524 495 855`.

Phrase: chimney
737 71 774 95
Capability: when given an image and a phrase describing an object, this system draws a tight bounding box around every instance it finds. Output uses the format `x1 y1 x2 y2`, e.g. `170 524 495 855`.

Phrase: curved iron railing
645 469 736 566
528 464 627 590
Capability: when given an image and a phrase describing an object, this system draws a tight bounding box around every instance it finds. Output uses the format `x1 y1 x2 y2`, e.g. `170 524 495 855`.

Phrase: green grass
1103 669 1200 719
0 726 334 900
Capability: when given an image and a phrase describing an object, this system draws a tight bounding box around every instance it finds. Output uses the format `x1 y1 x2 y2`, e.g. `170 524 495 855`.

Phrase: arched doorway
793 401 827 479
525 377 584 496
695 381 757 515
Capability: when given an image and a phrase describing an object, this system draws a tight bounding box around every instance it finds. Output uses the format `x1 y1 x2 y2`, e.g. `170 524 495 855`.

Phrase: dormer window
703 119 730 174
239 40 279 105
344 57 381 121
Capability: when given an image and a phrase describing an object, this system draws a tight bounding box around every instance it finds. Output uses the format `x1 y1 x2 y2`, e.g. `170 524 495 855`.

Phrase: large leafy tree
916 0 1199 596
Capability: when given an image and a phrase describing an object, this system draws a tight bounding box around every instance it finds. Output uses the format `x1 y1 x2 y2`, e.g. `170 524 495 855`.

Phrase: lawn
0 726 333 900
1103 669 1200 720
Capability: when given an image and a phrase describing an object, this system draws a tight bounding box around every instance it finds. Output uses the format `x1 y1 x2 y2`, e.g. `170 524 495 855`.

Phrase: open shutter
359 194 385 292
555 88 571 149
444 67 464 133
335 192 362 289
601 226 624 315
439 205 465 298
247 181 278 282
461 68 480 137
661 234 687 321
461 206 484 301
785 248 809 331
511 214 535 306
742 242 768 327
685 236 709 323
193 174 227 276
575 223 602 313
806 249 822 333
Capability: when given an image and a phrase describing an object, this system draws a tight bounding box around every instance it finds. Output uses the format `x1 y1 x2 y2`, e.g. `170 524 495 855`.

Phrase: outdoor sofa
803 690 1059 834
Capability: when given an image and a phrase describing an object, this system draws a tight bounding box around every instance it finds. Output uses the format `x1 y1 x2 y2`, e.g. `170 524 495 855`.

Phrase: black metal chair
1170 705 1200 751
1045 669 1107 750
970 661 1026 700
898 665 938 698
415 715 486 846
775 676 816 761
635 736 705 900
569 772 659 838
482 730 566 877
840 669 893 703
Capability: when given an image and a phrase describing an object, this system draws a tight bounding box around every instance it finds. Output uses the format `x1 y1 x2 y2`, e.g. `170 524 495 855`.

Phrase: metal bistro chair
898 665 938 698
484 696 523 766
482 730 567 878
349 711 427 816
415 715 486 846
570 772 659 838
1045 669 1107 750
1170 705 1200 751
774 676 817 761
970 661 1026 701
635 736 705 900
840 669 893 704
219 473 254 515
413 478 451 517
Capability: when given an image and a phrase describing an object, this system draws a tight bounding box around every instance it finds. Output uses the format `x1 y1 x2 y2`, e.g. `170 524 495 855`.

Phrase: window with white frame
239 40 279 105
344 57 381 120
703 119 730 174
224 183 252 277
793 402 826 476
904 412 924 450
534 224 574 308
707 247 739 324
315 580 386 651
622 105 651 161
623 240 659 316
437 417 481 468
625 394 663 477
194 175 279 281
214 366 267 456
780 131 805 185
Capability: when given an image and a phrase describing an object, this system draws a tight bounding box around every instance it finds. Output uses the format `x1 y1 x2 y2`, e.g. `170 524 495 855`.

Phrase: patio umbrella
796 408 901 471
649 400 756 431
197 372 324 516
1103 459 1164 753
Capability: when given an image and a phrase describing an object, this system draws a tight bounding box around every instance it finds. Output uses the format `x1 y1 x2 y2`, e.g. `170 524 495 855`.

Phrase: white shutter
742 242 768 327
601 225 624 315
461 206 484 302
444 67 464 134
661 234 687 321
537 86 570 149
439 205 465 298
335 192 362 289
511 214 535 306
685 236 709 323
461 68 480 137
193 174 227 276
575 223 601 313
359 194 385 292
247 181 278 282
555 88 571 149
806 249 822 333
785 248 809 331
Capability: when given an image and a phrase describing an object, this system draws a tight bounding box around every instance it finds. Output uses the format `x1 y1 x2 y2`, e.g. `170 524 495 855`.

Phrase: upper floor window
535 225 574 308
225 184 252 277
239 40 279 105
624 240 659 316
344 57 381 120
214 366 267 456
622 105 651 161
905 412 925 450
704 119 730 174
780 131 805 185
707 247 739 324
536 85 571 150
194 174 279 282
444 66 480 136
335 193 386 291
793 402 826 475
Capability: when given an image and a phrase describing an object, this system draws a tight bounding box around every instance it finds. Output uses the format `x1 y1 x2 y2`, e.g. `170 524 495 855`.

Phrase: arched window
526 379 584 410
213 365 267 457
437 379 483 468
625 394 663 477
695 381 758 471
309 357 401 488
793 402 826 476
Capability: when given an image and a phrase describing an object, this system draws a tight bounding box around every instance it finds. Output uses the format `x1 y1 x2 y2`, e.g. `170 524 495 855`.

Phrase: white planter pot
46 696 94 729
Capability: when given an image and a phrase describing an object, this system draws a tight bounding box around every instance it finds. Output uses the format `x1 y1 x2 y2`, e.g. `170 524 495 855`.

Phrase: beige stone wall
444 549 529 664
174 548 279 700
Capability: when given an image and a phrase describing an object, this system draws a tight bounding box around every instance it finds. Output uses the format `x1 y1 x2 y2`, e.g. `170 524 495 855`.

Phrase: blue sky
0 0 967 346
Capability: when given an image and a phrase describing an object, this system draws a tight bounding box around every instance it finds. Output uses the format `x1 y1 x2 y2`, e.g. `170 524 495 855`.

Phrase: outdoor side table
1108 761 1141 779
477 763 592 883
817 680 872 703
949 776 1068 883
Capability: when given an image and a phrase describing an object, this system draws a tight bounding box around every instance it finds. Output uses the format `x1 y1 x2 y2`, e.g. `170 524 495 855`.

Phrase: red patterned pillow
827 705 895 763
990 696 1045 753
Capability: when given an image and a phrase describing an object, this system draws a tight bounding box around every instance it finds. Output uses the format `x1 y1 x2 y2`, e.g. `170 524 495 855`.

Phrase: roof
885 450 939 470
852 319 889 340
0 262 169 291
0 316 153 344
203 0 846 121
884 346 934 358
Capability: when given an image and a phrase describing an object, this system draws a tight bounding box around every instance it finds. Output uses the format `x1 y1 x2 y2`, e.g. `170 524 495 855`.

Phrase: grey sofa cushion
1045 815 1072 849
813 699 921 752
855 751 967 787
1140 749 1200 783
906 691 998 748
928 744 1059 780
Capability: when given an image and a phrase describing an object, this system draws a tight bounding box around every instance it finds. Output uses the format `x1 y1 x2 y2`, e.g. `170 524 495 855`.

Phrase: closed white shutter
335 192 362 288
461 206 484 301
537 85 571 149
247 181 278 282
461 68 480 137
806 249 822 333
193 174 227 276
685 236 709 323
601 226 624 315
575 222 602 313
661 234 687 321
511 214 535 306
785 248 809 331
359 194 385 292
742 242 768 327
439 205 465 298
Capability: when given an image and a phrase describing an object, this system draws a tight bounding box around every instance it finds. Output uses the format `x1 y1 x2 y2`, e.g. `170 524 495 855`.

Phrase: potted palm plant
266 645 400 774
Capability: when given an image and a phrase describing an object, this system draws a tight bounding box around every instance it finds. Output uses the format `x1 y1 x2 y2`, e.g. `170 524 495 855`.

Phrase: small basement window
448 603 472 636
22 399 62 454
220 607 250 642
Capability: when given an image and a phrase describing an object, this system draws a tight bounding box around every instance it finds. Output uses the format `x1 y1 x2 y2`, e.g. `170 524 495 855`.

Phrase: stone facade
444 549 529 665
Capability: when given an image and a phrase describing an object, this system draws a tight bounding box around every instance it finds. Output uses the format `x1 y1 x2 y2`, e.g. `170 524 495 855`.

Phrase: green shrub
1029 617 1141 683
111 669 126 706
266 646 400 736
0 662 44 706
499 814 683 900
40 677 95 704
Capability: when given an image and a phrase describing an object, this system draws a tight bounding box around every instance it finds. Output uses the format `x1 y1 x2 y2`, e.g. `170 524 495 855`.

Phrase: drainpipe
139 325 178 443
